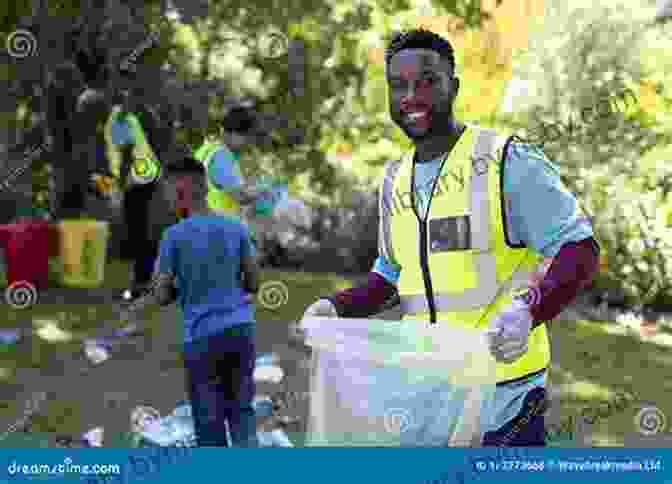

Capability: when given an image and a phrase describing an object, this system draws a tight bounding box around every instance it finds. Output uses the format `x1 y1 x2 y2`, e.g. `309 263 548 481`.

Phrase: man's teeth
407 112 428 120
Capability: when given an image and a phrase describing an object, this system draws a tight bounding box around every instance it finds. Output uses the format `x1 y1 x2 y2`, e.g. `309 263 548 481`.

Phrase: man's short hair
169 155 204 174
384 28 456 74
221 106 256 134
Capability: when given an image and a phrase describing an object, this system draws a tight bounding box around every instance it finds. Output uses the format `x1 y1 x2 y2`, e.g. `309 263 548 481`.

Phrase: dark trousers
481 387 547 447
123 181 159 288
183 323 258 447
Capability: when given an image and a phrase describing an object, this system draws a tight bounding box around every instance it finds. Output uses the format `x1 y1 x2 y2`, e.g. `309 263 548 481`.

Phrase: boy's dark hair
169 155 204 174
221 106 256 133
384 28 456 74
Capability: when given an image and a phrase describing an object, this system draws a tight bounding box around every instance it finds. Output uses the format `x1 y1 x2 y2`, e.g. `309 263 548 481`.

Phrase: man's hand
290 299 338 343
485 297 533 364
89 174 123 207
89 174 117 196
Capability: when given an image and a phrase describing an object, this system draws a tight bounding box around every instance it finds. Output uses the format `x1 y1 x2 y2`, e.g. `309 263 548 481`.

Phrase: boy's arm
240 225 260 293
121 233 177 323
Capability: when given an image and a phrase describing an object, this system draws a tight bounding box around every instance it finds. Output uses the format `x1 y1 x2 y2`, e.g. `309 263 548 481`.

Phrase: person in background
92 85 164 303
121 157 260 447
192 106 273 243
299 29 600 447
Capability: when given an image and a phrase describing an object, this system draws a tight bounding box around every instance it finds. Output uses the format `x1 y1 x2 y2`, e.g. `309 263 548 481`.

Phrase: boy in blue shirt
124 157 260 447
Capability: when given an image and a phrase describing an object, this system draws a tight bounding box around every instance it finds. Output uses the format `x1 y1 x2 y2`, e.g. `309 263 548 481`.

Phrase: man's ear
452 76 460 97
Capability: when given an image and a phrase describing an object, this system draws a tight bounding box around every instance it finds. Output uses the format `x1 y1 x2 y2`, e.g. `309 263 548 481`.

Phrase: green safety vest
104 106 162 190
379 125 565 384
193 141 241 216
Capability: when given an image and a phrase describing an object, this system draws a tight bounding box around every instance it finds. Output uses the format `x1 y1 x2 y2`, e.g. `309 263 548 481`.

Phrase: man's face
387 48 458 140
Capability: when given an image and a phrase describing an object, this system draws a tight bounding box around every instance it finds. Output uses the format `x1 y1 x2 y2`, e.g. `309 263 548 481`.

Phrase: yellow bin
56 219 110 288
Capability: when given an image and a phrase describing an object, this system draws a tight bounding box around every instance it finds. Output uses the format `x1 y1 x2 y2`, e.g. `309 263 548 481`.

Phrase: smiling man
300 29 600 446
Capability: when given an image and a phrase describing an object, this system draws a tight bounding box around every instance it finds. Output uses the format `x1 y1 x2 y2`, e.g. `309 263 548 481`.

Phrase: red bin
0 221 57 289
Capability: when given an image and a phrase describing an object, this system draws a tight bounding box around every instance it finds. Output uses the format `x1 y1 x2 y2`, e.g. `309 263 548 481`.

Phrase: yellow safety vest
104 106 162 189
193 141 241 217
379 125 553 384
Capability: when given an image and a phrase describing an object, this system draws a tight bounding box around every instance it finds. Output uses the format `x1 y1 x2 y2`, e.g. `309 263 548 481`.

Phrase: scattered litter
130 406 161 434
130 404 197 447
275 415 301 427
253 395 274 418
0 329 21 348
257 429 294 447
34 322 70 343
172 401 192 418
113 323 142 338
254 354 284 384
256 353 280 366
82 427 104 447
253 366 284 384
84 342 110 364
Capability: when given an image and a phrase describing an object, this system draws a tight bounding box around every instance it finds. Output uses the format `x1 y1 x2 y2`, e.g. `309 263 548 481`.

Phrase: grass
0 259 355 444
0 258 670 446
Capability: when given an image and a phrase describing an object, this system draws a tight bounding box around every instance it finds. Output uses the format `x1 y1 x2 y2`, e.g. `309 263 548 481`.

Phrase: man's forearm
524 237 600 325
324 272 398 318
323 237 598 321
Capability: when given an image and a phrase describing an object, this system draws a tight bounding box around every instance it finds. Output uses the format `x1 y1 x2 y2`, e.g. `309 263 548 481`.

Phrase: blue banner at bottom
0 448 669 484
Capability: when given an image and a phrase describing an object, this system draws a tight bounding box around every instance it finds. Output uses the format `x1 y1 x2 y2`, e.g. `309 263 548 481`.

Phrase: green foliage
497 3 672 308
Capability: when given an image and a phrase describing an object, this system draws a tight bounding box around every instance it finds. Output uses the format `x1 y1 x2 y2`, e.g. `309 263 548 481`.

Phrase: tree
1 0 495 219
495 2 672 309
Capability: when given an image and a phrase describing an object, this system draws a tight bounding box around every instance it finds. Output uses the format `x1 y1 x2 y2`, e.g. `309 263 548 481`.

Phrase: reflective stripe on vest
104 107 162 188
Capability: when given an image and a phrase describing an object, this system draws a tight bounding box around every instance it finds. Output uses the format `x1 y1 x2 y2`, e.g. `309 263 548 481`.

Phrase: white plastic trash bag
301 318 498 447
273 198 312 229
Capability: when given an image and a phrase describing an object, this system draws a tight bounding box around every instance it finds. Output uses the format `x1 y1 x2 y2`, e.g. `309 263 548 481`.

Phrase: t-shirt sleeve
156 227 178 275
110 119 134 146
503 142 594 257
372 255 401 285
